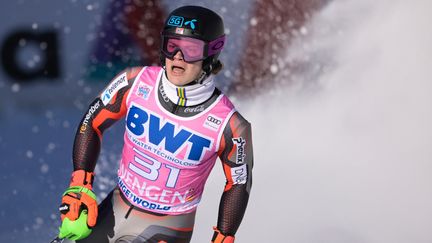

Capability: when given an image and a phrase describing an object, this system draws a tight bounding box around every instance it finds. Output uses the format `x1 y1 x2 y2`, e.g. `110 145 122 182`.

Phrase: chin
170 78 186 86
168 75 190 86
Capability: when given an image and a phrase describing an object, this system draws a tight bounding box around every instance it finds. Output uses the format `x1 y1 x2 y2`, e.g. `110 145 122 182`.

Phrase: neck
162 72 215 106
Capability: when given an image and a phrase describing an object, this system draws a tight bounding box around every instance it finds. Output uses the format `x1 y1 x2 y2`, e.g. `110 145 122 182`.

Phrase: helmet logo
167 16 184 27
184 19 198 30
211 40 224 51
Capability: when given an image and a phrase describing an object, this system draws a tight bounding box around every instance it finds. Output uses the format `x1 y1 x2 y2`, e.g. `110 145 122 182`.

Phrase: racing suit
67 66 253 242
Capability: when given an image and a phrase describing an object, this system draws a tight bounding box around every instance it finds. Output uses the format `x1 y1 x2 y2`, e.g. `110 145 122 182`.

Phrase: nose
173 50 184 60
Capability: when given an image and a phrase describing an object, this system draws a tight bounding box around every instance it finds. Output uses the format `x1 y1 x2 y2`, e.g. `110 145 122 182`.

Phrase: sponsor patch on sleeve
230 164 247 185
79 100 101 133
101 72 128 105
232 137 246 164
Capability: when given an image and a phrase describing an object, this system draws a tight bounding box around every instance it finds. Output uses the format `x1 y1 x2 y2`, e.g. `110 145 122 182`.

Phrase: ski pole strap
63 186 97 201
212 227 235 243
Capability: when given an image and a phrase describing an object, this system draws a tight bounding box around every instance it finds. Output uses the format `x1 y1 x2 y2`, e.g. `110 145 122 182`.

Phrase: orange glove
59 170 98 228
212 227 235 243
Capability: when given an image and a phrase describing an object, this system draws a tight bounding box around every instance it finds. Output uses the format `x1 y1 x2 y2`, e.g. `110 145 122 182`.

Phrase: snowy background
1 0 432 242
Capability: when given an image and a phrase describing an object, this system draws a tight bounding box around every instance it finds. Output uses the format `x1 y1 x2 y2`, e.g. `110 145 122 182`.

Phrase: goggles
161 35 225 63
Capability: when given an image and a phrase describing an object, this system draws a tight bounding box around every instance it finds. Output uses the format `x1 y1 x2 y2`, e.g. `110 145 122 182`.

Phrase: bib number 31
129 147 180 188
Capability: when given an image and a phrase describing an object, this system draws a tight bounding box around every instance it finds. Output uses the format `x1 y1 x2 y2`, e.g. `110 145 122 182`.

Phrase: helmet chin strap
172 70 207 86
194 70 208 85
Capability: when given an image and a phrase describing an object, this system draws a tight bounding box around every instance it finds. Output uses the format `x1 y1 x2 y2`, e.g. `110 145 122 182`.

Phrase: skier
57 5 253 243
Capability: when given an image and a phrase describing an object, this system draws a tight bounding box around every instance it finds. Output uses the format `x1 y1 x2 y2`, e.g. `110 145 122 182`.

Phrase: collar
161 72 215 106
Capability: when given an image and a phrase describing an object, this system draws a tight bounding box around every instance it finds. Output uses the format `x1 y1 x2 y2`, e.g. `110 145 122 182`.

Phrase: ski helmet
160 6 226 74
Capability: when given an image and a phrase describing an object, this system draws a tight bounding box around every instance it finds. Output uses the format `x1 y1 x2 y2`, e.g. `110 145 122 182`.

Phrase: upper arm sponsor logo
126 103 213 163
231 164 247 185
101 72 128 105
203 114 222 131
79 100 101 133
232 137 246 164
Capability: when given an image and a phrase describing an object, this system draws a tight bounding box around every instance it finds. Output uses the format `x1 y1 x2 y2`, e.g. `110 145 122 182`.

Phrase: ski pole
50 236 64 243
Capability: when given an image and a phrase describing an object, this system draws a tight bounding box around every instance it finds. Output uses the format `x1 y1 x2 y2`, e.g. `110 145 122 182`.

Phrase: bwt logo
126 104 213 161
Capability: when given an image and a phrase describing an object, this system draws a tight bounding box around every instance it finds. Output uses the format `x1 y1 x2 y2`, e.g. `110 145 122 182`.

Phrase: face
165 51 203 86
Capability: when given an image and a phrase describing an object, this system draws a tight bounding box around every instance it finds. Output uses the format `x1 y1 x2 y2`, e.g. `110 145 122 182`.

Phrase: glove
212 227 235 243
58 170 97 240
59 209 92 240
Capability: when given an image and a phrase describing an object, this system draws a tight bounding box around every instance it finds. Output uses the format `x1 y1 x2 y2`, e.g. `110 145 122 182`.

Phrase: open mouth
172 65 185 73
